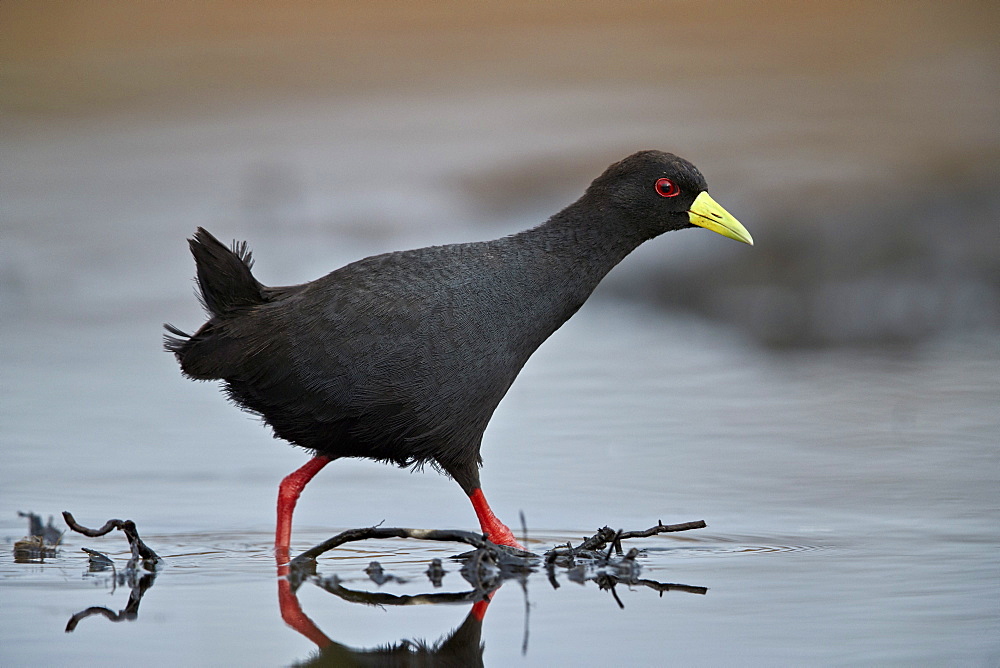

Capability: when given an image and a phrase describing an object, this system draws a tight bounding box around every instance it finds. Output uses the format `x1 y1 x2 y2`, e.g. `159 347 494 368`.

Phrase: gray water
3 285 998 665
3 6 1000 661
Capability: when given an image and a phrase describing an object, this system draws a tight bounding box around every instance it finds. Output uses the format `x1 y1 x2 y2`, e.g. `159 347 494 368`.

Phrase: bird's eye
655 177 680 198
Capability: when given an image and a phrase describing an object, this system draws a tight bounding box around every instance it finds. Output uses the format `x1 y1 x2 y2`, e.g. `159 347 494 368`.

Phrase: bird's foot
469 488 526 550
484 523 526 551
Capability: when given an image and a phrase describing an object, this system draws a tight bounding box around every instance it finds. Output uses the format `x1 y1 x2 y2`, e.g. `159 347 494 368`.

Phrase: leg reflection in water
276 553 494 666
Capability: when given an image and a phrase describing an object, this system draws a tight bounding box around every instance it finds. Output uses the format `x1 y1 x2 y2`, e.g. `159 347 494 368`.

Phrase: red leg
470 589 496 622
469 488 525 549
276 455 331 562
276 577 332 648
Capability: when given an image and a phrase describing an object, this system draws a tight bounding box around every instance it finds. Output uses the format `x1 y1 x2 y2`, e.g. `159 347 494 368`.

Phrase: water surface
2 4 998 663
3 303 997 665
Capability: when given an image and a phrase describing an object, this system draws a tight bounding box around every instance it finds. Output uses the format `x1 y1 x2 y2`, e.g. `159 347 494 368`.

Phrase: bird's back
170 231 587 475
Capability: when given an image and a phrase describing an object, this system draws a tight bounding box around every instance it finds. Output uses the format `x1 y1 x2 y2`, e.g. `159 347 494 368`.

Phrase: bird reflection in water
276 534 507 666
276 527 707 666
278 561 494 667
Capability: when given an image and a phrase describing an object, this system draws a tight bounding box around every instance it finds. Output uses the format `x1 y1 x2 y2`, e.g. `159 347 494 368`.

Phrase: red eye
655 177 680 198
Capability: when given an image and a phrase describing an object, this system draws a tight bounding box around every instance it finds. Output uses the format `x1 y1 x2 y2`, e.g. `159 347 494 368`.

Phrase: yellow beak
688 191 753 245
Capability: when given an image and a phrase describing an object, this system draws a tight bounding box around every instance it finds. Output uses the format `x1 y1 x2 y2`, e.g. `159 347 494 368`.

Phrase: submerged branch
291 518 707 598
618 520 708 540
291 525 531 570
545 519 706 565
62 511 161 570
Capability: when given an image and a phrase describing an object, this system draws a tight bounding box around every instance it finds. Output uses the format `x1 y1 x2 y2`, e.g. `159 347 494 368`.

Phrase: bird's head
588 150 753 245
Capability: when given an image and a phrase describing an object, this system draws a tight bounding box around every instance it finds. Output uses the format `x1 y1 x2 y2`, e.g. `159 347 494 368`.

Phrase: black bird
165 150 752 553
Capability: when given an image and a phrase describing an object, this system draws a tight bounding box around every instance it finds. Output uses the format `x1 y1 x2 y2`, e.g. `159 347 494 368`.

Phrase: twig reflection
65 571 157 632
61 511 162 632
279 520 708 664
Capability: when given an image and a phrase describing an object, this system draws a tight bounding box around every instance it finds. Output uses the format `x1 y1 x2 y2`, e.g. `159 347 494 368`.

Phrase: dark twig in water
617 519 708 541
291 518 706 604
545 520 706 566
290 525 533 572
279 517 707 656
64 571 156 632
601 576 626 609
81 547 116 571
61 513 161 630
293 519 705 577
295 519 703 570
62 511 161 571
633 580 708 596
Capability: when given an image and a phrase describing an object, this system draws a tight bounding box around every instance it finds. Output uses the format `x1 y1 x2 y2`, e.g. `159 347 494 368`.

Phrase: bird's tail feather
163 228 267 379
189 227 266 317
163 323 192 356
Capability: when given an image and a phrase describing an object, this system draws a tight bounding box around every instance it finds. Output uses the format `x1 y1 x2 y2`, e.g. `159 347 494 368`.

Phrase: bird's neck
504 197 659 331
518 196 656 290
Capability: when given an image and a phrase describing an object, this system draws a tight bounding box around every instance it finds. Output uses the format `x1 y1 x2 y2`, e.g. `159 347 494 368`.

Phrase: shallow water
2 4 999 661
2 303 998 666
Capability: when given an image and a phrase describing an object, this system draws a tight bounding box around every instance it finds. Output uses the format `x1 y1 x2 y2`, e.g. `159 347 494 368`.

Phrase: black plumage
165 150 751 549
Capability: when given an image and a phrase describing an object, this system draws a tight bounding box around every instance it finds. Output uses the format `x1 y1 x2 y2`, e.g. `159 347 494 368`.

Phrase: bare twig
545 520 706 565
632 580 708 596
62 511 161 570
617 520 708 540
291 525 532 570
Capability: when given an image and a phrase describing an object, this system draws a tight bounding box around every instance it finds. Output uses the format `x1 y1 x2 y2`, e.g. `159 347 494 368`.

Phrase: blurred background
3 0 997 345
1 3 999 664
